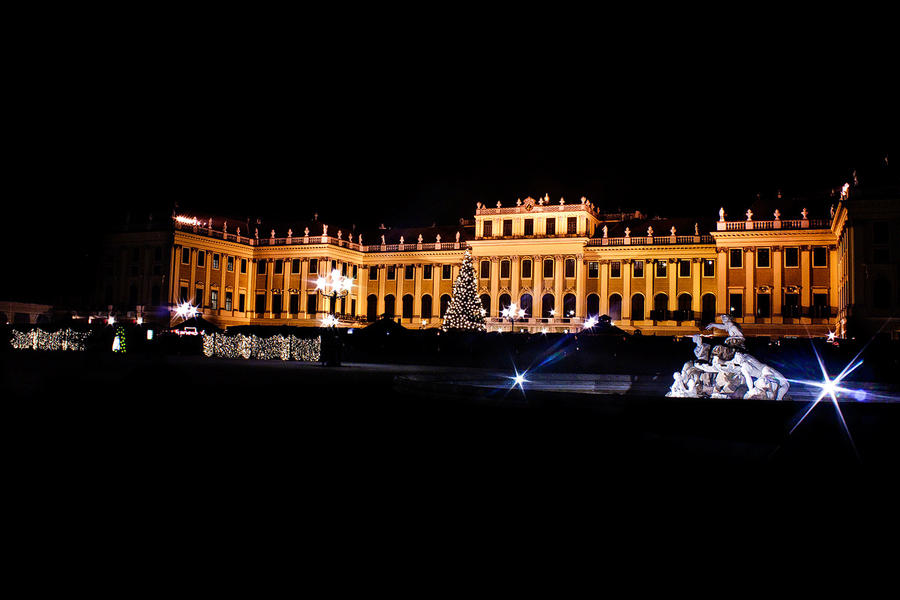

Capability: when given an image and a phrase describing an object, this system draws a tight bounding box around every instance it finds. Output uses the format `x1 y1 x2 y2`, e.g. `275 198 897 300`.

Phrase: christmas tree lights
441 248 486 332
9 328 91 352
201 332 321 362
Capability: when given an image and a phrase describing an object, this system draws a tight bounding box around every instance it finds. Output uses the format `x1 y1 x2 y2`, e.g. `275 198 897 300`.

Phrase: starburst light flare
174 301 200 321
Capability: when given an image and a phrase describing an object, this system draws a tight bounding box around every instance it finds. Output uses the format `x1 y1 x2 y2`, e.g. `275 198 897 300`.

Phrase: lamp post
501 302 528 333
315 269 354 366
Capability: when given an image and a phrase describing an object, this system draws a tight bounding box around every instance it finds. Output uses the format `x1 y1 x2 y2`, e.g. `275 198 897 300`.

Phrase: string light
202 332 321 362
9 328 91 352
442 248 486 331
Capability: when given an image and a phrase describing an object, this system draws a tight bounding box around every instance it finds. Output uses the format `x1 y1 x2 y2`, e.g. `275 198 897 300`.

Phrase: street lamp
501 302 528 332
315 269 354 320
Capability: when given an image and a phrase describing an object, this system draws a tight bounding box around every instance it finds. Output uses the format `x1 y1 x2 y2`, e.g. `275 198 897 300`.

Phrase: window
309 258 319 274
729 249 742 269
180 285 189 302
729 293 743 318
241 259 247 274
197 250 206 267
543 259 554 278
210 290 218 310
195 288 203 307
256 293 266 313
784 293 800 318
225 291 233 311
679 260 691 278
812 247 827 267
442 264 452 280
342 263 347 276
656 260 667 278
289 294 299 314
227 256 234 272
405 265 414 279
182 248 191 264
503 220 513 236
757 248 770 268
610 261 620 278
239 293 245 312
546 219 555 236
521 259 532 279
292 259 300 273
387 266 396 280
567 217 577 234
873 221 889 242
352 265 358 279
258 260 267 274
154 247 162 261
331 260 337 271
480 260 491 279
500 260 510 278
271 294 281 315
213 253 220 270
784 248 799 268
757 293 770 318
588 262 599 278
812 293 829 317
274 259 282 274
565 258 576 278
483 221 492 237
423 265 432 279
633 260 644 278
702 259 715 277
369 266 378 280
307 294 317 315
524 219 534 236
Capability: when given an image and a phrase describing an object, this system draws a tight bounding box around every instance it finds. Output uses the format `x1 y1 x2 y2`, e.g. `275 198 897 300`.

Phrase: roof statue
323 224 328 236
602 225 608 238
746 209 753 221
287 228 292 238
670 226 677 236
694 222 699 235
516 198 522 206
304 226 309 235
647 226 653 237
719 207 725 221
348 232 353 242
418 234 423 243
456 231 460 242
358 234 363 245
624 227 630 237
581 196 586 204
270 229 275 239
255 228 259 239
496 201 502 208
773 209 780 220
559 197 565 205
223 221 228 233
381 234 385 245
399 236 405 245
801 207 808 219
436 234 441 243
337 230 342 240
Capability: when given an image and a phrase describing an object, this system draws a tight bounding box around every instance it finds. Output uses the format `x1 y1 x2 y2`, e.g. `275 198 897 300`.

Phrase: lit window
757 248 770 268
633 260 644 278
702 259 714 277
588 262 599 278
729 249 742 269
679 260 691 277
655 260 667 278
812 247 827 267
609 261 620 278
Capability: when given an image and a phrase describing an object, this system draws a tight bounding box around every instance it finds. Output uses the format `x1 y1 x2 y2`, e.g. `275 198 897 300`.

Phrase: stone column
575 254 585 317
511 256 521 306
396 263 404 322
189 249 198 306
667 258 677 314
600 261 609 316
744 247 755 322
220 254 227 315
414 263 423 324
691 259 701 313
800 245 811 323
553 255 564 316
646 259 655 318
204 256 212 311
716 249 727 314
489 257 500 316
299 258 309 318
533 255 542 314
248 259 257 314
431 264 441 318
829 244 838 319
772 246 783 322
170 245 180 304
356 263 367 319
622 259 632 320
265 260 273 318
377 265 386 317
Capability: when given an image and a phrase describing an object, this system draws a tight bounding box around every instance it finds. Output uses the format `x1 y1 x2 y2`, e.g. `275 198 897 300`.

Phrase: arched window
384 294 395 318
402 294 414 319
677 293 692 320
609 293 622 321
440 294 451 317
586 294 600 316
499 294 511 313
480 294 491 316
367 294 378 322
631 294 644 321
421 294 433 318
563 293 576 318
701 293 716 324
653 293 668 320
520 293 533 317
542 294 555 318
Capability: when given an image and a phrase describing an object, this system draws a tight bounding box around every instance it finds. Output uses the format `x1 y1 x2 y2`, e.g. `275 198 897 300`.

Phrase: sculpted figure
692 334 710 362
732 352 789 401
705 314 745 348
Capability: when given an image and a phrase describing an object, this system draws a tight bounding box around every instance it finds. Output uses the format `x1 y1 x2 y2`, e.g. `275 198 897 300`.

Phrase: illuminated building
97 184 898 338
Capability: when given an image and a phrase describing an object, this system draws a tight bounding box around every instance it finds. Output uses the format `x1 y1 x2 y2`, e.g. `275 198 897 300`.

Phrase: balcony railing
717 219 829 231
586 235 714 246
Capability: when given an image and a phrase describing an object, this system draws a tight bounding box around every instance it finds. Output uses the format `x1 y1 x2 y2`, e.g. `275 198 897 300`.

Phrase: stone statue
801 207 808 220
774 209 781 220
694 222 699 236
476 202 482 209
337 230 342 240
456 231 460 242
705 314 745 348
559 197 565 205
719 207 725 221
270 229 275 239
349 233 353 242
581 196 587 204
399 236 405 245
359 234 363 245
746 209 753 221
732 352 789 401
602 225 608 238
323 224 328 236
624 227 630 238
236 227 241 237
670 226 676 236
381 234 386 245
304 227 309 236
287 228 292 238
517 198 522 206
418 234 423 243
647 226 653 237
436 234 441 243
255 228 259 239
692 334 710 361
496 201 502 208
224 221 228 233
830 204 835 218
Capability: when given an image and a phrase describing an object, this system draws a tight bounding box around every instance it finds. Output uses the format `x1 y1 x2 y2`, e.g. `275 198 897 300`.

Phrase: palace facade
98 185 899 339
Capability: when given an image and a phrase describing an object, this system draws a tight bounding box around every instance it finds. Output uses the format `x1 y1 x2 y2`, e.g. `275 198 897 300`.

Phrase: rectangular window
812 293 828 318
342 263 347 277
239 293 245 312
729 249 743 269
480 261 490 279
256 293 266 314
524 219 534 236
307 294 318 315
610 261 621 278
679 260 691 278
369 266 378 280
197 250 206 267
274 259 283 274
258 260 267 275
195 288 203 307
405 265 414 279
812 247 827 267
182 248 190 264
154 246 162 261
309 258 319 274
213 253 220 269
656 260 667 278
225 291 232 311
503 220 513 236
756 293 771 318
702 259 715 277
210 290 218 310
500 260 510 278
241 258 247 274
180 285 189 302
227 256 234 272
351 299 356 315
567 217 577 234
543 259 554 278
729 293 743 319
757 248 770 268
352 265 358 279
292 259 300 273
442 264 452 280
522 259 532 279
387 266 396 280
873 221 889 241
423 265 432 279
331 260 337 272
271 294 281 315
588 262 599 278
784 247 799 268
546 219 556 236
784 293 800 318
289 294 299 314
633 260 644 278
483 221 492 237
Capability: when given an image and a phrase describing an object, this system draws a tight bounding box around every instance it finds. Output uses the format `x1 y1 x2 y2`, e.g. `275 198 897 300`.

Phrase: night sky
4 21 897 306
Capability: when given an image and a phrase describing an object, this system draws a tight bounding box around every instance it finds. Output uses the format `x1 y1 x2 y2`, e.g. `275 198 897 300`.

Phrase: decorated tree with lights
442 248 486 332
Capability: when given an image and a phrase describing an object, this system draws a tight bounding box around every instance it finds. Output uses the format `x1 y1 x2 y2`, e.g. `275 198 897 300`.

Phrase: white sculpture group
667 314 790 400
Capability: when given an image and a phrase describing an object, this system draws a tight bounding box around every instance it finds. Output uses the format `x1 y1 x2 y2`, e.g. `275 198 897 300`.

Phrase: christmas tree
442 248 487 331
